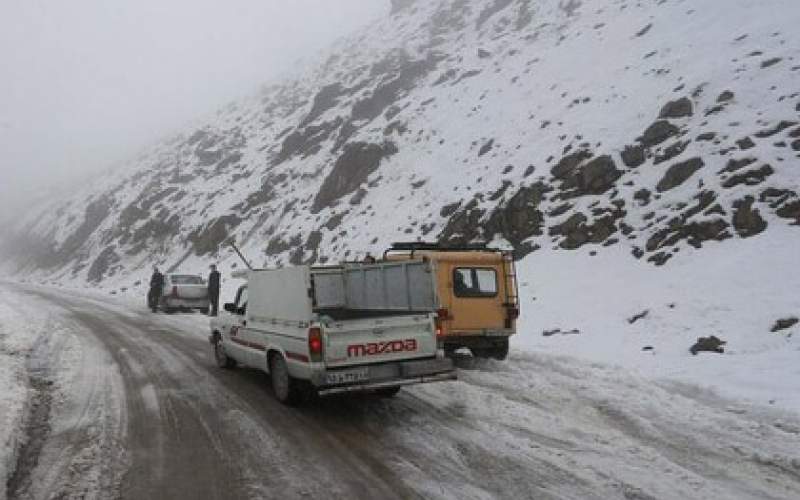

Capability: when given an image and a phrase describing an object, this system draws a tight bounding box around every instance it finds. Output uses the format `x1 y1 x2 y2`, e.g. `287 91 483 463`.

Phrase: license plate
325 368 369 385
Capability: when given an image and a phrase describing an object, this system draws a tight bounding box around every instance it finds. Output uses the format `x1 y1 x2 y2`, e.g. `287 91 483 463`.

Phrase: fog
0 0 389 215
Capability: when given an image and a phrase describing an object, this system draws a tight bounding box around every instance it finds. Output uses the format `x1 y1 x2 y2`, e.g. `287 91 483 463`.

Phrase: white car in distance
156 274 210 313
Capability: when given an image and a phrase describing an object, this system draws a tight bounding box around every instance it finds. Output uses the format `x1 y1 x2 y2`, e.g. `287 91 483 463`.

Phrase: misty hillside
2 0 799 287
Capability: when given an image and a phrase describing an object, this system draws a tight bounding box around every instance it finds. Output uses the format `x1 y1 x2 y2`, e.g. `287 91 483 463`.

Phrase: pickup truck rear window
453 268 498 298
170 275 205 285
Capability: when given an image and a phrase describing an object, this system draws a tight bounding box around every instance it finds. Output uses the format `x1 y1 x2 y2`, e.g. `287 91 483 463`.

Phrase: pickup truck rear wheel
269 354 300 405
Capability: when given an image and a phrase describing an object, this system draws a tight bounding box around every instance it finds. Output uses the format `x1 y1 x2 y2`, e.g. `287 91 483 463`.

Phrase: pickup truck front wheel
269 354 301 405
213 335 236 369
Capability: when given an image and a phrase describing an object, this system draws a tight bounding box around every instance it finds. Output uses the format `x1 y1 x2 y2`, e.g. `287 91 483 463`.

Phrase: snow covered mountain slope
2 0 799 288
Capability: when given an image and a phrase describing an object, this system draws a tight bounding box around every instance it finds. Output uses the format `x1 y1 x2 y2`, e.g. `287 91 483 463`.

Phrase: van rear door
441 261 507 333
322 315 437 368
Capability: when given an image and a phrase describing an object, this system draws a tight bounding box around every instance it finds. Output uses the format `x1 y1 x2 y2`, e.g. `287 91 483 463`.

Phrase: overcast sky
0 0 389 212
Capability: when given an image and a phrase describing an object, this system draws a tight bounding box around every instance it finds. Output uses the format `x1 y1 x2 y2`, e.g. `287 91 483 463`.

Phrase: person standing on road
208 264 221 316
148 267 164 312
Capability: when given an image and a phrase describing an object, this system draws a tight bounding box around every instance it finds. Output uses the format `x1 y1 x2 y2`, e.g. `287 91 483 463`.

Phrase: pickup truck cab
209 263 455 404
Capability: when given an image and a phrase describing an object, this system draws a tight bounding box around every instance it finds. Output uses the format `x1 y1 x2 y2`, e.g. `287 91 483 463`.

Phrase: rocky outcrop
188 215 243 256
552 153 622 197
646 218 731 254
87 245 121 283
656 158 704 192
658 97 693 119
732 196 767 238
482 182 551 256
312 141 398 213
639 120 680 147
771 317 799 333
722 164 774 188
621 145 646 168
549 204 624 250
690 336 726 355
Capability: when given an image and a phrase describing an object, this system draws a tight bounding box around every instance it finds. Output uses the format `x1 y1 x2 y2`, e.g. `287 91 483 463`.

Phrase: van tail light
308 327 323 362
507 306 520 320
435 308 449 337
505 306 519 329
171 285 179 298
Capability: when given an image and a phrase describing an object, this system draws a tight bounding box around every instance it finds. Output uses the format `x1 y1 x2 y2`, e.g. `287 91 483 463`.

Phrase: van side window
453 268 498 297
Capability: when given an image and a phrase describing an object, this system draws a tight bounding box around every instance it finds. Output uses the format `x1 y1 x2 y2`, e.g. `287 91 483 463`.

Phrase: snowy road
3 284 800 500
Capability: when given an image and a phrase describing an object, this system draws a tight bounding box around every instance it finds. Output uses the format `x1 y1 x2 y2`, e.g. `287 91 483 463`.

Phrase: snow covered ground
1 281 799 499
0 286 126 500
515 227 800 412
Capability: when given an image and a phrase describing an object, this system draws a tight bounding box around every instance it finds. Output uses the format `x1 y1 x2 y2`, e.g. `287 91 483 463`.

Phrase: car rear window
453 268 498 297
170 275 205 285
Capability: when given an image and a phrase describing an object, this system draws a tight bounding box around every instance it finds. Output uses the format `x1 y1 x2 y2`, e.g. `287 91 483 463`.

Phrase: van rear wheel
270 354 301 405
490 340 509 361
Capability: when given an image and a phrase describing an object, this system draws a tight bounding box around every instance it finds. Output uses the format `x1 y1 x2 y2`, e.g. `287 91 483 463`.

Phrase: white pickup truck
208 262 456 404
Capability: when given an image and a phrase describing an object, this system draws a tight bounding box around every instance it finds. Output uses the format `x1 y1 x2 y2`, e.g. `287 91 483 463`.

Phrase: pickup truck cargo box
312 260 436 313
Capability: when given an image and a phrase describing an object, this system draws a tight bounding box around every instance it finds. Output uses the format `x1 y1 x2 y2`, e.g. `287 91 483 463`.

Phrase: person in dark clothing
148 267 164 312
208 264 221 316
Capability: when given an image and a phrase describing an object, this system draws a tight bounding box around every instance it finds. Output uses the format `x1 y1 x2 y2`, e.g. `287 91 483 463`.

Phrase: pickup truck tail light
308 327 323 362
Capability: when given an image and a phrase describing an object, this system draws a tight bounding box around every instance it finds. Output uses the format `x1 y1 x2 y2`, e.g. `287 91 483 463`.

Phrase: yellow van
383 243 519 360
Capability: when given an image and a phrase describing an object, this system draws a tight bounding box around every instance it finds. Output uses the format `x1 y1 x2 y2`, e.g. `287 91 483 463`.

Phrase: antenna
228 240 253 270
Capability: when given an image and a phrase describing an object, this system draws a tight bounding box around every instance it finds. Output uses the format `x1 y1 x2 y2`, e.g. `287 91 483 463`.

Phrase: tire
490 339 509 361
269 354 300 405
213 337 236 369
470 347 491 359
374 386 401 398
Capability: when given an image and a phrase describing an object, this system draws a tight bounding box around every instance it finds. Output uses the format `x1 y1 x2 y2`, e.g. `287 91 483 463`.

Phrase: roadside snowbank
515 228 800 412
404 351 800 500
0 288 41 498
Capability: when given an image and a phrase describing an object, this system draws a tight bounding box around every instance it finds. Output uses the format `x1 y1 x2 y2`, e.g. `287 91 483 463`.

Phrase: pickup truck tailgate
323 314 437 368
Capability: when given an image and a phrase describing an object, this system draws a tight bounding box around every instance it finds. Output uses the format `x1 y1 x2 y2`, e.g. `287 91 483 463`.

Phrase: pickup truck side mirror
223 303 236 313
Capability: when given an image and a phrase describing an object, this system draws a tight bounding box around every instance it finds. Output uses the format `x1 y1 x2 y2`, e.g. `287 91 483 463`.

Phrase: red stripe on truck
230 337 266 352
285 352 310 363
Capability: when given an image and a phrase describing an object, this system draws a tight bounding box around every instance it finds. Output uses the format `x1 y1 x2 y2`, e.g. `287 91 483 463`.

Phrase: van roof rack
390 241 485 251
388 241 498 253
